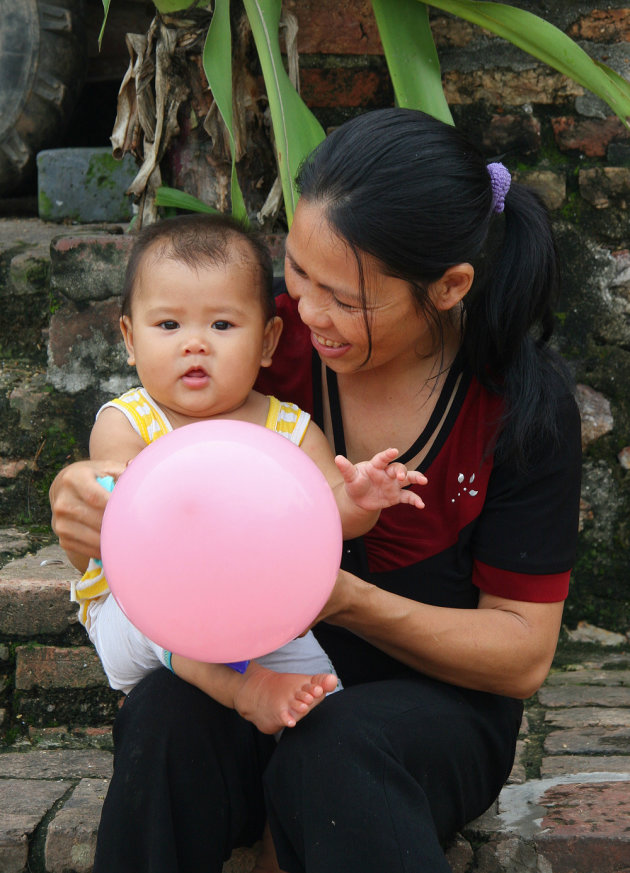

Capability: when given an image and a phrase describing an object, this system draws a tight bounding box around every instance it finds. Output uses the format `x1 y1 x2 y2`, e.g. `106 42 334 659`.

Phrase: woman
50 109 581 873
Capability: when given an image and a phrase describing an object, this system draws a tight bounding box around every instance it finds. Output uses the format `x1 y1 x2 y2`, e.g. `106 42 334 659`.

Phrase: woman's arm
318 570 563 699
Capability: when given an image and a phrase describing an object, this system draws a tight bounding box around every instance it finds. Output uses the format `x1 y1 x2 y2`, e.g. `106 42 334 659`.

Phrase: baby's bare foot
234 663 337 734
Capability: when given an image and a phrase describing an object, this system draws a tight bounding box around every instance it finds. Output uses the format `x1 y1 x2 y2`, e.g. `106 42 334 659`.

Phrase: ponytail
462 183 569 466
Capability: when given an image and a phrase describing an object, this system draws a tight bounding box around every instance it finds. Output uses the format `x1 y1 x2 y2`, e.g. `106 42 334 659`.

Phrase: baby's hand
335 448 427 512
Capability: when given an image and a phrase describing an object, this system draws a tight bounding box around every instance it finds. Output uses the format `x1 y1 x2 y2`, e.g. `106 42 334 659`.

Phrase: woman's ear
431 263 474 311
119 316 136 366
260 316 283 368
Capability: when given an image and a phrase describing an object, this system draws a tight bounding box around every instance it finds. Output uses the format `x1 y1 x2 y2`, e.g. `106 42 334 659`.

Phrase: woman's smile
311 332 351 357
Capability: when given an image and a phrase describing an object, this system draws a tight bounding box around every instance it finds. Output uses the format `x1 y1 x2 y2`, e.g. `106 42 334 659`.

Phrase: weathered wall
0 1 628 628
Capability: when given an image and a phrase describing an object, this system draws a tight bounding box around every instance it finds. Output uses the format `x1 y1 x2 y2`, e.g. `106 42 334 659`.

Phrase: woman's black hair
296 107 570 466
121 213 275 322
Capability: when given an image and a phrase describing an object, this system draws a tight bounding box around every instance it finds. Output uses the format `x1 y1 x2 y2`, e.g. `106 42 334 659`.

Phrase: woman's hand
49 460 126 566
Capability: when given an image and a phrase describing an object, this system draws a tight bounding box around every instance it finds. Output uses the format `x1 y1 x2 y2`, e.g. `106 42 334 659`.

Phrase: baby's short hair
121 213 275 321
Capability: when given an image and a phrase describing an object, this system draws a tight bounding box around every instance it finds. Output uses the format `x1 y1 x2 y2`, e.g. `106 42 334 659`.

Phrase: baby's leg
235 662 338 735
171 655 337 735
86 594 165 694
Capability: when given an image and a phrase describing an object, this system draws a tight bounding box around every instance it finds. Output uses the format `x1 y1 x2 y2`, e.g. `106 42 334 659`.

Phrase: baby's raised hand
335 448 427 512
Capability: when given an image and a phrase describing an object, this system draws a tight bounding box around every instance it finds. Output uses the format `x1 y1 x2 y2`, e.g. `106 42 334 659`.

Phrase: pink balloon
100 420 342 662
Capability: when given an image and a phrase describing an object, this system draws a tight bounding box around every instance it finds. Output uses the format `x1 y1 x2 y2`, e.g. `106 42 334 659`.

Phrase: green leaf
155 186 221 214
203 0 249 222
423 0 630 126
242 0 325 225
98 0 111 51
371 0 453 125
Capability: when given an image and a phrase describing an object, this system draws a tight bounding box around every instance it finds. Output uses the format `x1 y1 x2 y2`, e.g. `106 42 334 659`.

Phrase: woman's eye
333 297 357 312
212 320 232 331
159 320 179 330
286 258 307 278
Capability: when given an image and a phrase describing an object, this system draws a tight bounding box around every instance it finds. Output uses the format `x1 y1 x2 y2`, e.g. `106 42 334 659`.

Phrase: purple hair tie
487 162 511 214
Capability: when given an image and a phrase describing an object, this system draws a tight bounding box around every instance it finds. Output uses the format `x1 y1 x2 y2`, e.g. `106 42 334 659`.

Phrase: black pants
94 668 521 873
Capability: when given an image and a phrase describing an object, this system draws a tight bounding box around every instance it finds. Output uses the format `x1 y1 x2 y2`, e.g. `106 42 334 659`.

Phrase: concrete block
37 148 137 223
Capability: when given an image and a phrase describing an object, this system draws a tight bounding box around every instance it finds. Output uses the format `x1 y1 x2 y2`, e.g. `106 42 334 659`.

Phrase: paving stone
0 749 113 780
544 725 630 756
544 669 630 687
45 778 109 873
0 778 72 873
541 755 630 777
539 684 630 708
507 738 527 785
545 706 630 728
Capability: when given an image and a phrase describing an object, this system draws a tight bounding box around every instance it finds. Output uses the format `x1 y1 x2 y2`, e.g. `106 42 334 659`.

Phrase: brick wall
1 1 629 635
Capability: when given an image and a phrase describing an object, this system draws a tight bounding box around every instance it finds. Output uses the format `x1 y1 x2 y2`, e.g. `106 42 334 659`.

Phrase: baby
71 213 426 736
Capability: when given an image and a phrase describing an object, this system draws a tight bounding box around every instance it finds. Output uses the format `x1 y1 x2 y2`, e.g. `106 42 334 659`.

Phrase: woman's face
284 200 435 376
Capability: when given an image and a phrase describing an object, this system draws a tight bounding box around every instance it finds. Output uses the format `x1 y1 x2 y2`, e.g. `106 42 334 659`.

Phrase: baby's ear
260 316 283 367
119 316 136 366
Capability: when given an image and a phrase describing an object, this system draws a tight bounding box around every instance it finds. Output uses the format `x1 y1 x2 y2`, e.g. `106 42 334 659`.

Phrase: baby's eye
212 320 232 331
159 320 179 330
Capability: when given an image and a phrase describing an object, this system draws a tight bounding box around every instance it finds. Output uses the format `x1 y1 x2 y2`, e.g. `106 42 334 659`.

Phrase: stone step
2 744 630 873
2 542 630 872
0 544 119 734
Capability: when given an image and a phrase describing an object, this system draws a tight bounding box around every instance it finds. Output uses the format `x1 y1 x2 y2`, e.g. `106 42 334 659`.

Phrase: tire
0 0 87 195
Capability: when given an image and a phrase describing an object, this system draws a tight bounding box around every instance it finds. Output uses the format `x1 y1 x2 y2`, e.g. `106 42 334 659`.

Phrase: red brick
15 646 107 691
552 116 630 157
567 9 630 43
430 16 482 48
536 781 630 873
300 67 392 109
284 0 382 55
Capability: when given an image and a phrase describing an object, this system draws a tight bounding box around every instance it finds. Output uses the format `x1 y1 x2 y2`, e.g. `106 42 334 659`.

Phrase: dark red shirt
257 287 581 684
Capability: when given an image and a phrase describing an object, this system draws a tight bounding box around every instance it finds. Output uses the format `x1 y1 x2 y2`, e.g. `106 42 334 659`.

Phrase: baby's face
120 252 276 425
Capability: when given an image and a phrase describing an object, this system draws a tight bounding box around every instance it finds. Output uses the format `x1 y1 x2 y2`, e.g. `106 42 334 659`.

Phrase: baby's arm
300 423 427 540
67 408 147 570
170 654 337 735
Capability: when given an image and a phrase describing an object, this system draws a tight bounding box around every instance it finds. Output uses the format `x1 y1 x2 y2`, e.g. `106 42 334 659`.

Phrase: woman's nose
296 288 329 328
